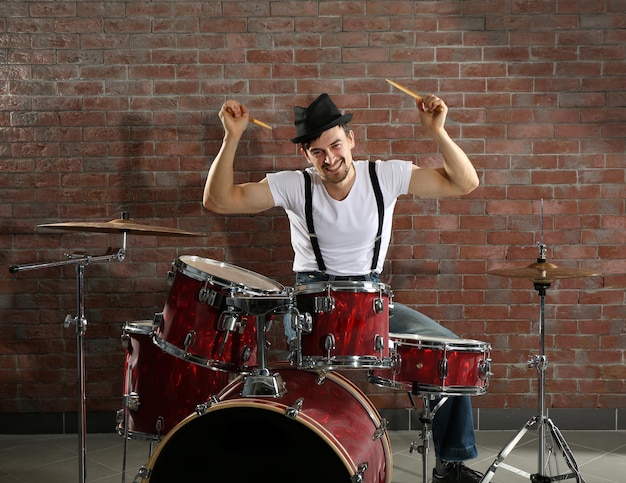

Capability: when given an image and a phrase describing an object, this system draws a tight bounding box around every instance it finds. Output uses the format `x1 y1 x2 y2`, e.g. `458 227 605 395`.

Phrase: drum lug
393 351 402 375
135 465 151 480
373 417 388 441
153 312 164 328
155 416 164 437
479 358 494 381
374 334 385 353
438 357 449 381
285 397 304 419
183 330 197 351
324 333 336 357
373 296 384 314
166 269 175 286
120 329 130 345
241 345 252 362
123 391 140 411
315 371 328 385
196 396 219 416
351 463 369 483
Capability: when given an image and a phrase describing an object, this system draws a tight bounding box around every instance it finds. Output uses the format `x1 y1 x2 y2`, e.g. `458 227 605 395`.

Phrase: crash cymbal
488 261 600 283
38 218 204 237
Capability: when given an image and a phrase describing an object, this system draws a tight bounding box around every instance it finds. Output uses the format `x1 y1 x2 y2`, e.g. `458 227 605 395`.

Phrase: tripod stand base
480 415 586 483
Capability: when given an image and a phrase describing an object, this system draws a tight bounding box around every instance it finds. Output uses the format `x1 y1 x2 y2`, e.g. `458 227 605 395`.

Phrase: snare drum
294 281 393 370
135 365 392 483
369 333 492 396
117 321 228 441
154 256 288 372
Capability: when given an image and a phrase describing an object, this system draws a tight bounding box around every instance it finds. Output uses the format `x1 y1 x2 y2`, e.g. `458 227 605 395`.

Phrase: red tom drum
294 281 393 370
136 365 392 483
116 321 228 441
154 256 288 372
369 333 492 396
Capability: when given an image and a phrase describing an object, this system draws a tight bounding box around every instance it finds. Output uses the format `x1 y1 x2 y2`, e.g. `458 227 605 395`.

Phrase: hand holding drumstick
386 78 448 131
220 100 272 136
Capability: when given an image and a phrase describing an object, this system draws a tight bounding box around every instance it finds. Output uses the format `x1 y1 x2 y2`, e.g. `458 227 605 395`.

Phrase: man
203 92 482 483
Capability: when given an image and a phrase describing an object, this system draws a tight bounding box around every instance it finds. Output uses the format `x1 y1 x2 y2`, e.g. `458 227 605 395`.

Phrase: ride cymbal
38 218 204 237
488 261 600 283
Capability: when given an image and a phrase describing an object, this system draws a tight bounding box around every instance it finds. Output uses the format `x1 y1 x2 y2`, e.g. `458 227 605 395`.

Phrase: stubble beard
322 160 351 185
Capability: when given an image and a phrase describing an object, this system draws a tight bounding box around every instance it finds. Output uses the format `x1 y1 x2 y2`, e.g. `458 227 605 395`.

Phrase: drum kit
9 211 600 483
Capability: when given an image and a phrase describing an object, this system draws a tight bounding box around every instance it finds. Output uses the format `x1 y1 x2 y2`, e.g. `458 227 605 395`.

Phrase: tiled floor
0 429 624 482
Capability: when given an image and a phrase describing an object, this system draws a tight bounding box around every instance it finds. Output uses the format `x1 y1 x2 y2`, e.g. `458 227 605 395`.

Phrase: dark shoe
432 462 484 483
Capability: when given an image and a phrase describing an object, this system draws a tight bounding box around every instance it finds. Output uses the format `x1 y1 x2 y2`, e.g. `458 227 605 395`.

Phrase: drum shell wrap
118 321 228 440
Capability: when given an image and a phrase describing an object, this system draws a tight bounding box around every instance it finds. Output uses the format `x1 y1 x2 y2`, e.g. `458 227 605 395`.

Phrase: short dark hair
301 123 351 151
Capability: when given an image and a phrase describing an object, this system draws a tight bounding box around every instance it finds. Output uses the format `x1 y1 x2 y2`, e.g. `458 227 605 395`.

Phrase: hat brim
290 113 353 144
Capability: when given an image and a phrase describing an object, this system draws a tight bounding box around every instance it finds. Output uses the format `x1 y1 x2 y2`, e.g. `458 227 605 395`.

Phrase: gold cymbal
38 218 204 237
488 261 600 283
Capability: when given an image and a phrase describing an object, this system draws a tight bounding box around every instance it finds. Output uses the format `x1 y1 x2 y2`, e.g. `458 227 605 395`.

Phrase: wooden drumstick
248 116 273 130
385 78 424 103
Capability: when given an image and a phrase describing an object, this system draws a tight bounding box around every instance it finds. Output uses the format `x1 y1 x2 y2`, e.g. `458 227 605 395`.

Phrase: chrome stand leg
407 393 448 483
75 264 88 483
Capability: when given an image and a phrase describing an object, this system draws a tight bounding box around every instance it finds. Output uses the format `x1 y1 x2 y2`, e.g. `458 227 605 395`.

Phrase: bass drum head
145 406 354 483
142 366 391 483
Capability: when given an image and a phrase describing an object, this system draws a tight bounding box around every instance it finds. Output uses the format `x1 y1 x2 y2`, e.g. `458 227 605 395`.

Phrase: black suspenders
368 161 384 271
303 169 327 272
303 161 384 273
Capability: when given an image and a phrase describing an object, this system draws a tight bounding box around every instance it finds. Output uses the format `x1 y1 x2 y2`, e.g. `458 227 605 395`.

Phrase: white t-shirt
267 159 412 275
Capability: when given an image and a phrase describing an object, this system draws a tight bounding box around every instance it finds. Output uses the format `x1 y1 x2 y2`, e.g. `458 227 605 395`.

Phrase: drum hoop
142 398 357 479
152 335 247 373
176 255 285 294
294 280 391 295
389 333 491 352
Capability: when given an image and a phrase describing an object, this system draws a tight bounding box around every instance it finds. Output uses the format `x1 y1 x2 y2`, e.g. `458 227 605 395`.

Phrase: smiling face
301 124 356 186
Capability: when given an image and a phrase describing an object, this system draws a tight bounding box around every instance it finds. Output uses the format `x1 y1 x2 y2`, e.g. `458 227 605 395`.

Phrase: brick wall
1 1 625 423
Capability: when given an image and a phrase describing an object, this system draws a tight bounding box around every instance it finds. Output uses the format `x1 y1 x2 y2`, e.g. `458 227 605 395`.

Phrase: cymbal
488 261 600 283
38 218 204 237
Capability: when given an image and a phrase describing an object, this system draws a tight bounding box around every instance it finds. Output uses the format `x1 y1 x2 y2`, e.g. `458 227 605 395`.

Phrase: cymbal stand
406 392 448 483
10 245 126 483
481 247 586 483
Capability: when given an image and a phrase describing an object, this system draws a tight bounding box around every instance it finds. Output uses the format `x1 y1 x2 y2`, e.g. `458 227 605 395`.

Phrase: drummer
203 93 482 483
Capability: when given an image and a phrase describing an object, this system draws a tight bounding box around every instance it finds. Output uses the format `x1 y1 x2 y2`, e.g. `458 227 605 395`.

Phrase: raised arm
407 95 479 198
203 100 276 214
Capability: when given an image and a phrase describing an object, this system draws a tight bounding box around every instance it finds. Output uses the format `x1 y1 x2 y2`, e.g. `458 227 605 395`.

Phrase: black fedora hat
290 93 353 144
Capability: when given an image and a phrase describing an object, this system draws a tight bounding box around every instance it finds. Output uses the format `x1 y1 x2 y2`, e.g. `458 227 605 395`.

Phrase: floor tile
0 430 625 482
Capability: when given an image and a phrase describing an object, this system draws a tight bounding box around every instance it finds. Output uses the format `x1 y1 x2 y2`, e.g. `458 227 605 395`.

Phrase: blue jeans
285 272 478 462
